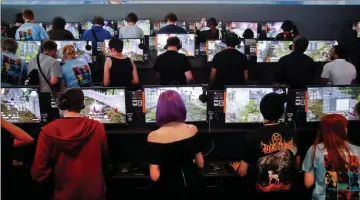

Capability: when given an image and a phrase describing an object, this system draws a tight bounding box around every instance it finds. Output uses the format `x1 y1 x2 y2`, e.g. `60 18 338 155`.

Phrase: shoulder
147 130 159 142
323 62 333 69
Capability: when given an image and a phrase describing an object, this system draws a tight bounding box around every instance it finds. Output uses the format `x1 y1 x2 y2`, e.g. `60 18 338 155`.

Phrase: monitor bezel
155 33 196 57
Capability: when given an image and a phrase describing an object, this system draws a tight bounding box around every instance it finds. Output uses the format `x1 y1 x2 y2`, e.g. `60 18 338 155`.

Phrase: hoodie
31 117 108 200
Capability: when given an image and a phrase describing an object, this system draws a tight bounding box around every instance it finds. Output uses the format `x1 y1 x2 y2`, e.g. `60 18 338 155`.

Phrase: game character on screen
302 114 360 200
48 17 75 40
275 20 299 41
158 13 187 34
119 12 144 39
231 93 299 200
153 36 193 85
32 88 108 200
7 13 25 39
210 32 248 90
321 45 357 85
15 9 49 41
197 17 224 43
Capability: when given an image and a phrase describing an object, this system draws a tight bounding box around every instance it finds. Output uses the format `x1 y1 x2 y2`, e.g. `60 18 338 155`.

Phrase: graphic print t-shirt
15 23 49 41
242 124 298 193
62 59 92 88
1 52 27 86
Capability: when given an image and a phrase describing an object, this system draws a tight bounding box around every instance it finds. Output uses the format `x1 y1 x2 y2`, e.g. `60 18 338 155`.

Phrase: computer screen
80 88 126 124
306 86 360 122
15 41 41 63
189 19 223 32
45 23 80 39
256 40 292 63
304 40 338 62
54 41 92 63
119 19 151 36
230 22 258 38
1 87 41 123
353 22 360 38
206 40 245 62
81 21 92 30
144 86 207 123
103 39 144 61
225 87 287 123
262 22 283 38
156 34 196 56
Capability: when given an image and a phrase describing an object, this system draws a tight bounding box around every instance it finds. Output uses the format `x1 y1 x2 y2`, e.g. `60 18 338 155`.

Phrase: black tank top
109 57 133 88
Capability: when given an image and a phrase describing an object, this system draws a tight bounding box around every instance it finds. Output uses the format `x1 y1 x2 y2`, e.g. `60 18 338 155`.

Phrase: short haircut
334 45 347 59
126 12 138 23
52 16 66 30
156 90 186 127
166 13 178 22
281 20 294 32
207 17 217 26
108 38 124 52
15 13 25 24
61 88 84 113
2 38 18 54
166 36 181 47
22 9 35 21
92 16 104 25
42 40 58 52
293 35 309 53
243 28 254 39
225 32 240 48
260 92 285 122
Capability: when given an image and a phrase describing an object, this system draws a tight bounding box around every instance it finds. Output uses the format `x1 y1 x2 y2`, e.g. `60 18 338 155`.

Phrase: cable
203 111 215 157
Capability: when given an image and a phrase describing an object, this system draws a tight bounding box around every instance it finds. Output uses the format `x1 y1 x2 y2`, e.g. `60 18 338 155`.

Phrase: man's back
119 25 144 38
15 23 49 41
48 29 75 40
158 24 187 34
321 59 357 85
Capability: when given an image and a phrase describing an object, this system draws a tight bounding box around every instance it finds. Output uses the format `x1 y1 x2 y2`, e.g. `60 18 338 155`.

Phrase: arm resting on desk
149 164 160 182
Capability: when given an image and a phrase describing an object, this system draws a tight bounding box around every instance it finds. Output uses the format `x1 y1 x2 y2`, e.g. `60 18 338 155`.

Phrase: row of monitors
2 85 359 125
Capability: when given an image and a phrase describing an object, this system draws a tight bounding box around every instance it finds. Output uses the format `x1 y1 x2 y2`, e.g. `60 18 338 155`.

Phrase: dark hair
92 16 105 26
334 45 348 59
126 13 138 23
281 20 294 32
109 38 124 52
225 32 240 48
52 17 66 30
61 88 85 113
22 9 35 21
15 13 25 24
156 90 186 127
293 36 309 53
260 92 285 122
207 17 217 26
2 38 18 54
166 13 178 22
42 40 58 52
167 36 181 48
355 102 360 117
243 28 254 39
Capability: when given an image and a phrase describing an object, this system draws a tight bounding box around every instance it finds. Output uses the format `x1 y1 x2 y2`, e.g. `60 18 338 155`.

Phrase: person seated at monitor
15 9 49 41
158 13 187 34
32 88 108 200
197 17 225 42
230 92 300 200
7 13 24 39
103 38 139 89
119 12 144 39
210 32 248 90
275 20 299 41
153 36 193 85
275 36 316 89
243 28 254 39
61 45 92 88
1 38 28 86
147 90 204 198
321 45 357 85
81 16 112 50
48 17 75 40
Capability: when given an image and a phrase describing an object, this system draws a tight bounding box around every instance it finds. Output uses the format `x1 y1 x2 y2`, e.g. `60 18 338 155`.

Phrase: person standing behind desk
197 17 224 42
81 16 112 45
48 17 75 40
15 9 49 41
210 32 248 90
7 13 24 39
275 20 299 41
119 12 144 39
153 36 193 85
158 13 187 34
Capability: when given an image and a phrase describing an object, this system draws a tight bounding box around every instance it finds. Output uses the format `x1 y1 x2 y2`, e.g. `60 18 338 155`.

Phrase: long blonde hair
62 45 77 60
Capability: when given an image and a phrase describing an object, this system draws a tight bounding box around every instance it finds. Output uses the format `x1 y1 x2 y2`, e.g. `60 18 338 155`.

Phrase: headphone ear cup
58 98 69 111
82 103 85 110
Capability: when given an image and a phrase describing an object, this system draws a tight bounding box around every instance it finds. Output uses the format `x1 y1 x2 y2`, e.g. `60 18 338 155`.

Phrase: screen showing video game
144 87 207 123
306 86 360 122
304 40 338 62
230 22 258 38
189 18 223 32
103 39 144 61
80 88 126 124
262 22 283 38
1 88 41 123
54 40 93 63
225 87 287 123
15 41 41 63
81 21 92 30
119 19 151 36
206 40 245 62
353 22 360 38
156 34 195 56
256 40 292 63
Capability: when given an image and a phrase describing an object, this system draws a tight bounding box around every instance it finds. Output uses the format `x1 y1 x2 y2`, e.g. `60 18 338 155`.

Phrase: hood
41 117 100 152
92 26 104 32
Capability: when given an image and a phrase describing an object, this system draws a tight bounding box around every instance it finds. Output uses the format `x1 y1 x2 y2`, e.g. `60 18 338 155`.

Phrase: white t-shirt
321 59 357 85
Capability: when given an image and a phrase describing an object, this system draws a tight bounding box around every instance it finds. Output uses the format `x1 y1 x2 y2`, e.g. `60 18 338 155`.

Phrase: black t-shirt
275 32 297 41
154 51 192 85
242 124 298 193
196 29 224 43
211 49 248 90
7 26 20 39
158 24 187 34
48 29 75 40
1 128 14 183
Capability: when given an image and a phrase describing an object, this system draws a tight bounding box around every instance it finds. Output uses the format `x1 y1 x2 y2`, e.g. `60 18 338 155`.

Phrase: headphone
57 88 85 111
85 41 92 51
224 32 241 47
164 36 182 50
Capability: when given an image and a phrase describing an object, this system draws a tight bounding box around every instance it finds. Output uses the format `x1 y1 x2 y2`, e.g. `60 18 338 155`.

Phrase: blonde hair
62 45 77 59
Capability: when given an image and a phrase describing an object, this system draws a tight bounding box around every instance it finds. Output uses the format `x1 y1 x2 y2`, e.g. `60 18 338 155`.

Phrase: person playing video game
1 38 28 86
230 93 299 200
321 45 357 85
7 13 24 39
158 13 187 34
197 17 225 43
15 9 49 41
81 16 112 52
103 38 139 90
61 45 92 88
32 88 108 200
48 17 75 40
153 36 193 85
119 12 144 39
302 114 360 200
275 20 299 41
147 90 204 198
209 32 248 90
275 36 316 89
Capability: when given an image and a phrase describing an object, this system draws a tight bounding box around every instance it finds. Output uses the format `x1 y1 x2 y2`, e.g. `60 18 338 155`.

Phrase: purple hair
156 90 187 127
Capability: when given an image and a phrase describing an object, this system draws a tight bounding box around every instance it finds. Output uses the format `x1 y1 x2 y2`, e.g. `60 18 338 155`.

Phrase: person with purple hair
147 90 204 198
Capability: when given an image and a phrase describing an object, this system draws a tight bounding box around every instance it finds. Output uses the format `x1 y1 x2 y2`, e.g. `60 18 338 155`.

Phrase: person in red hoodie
31 88 108 200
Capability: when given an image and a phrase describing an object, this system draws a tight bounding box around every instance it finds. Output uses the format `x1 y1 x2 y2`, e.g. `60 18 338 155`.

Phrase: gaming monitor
103 39 144 61
229 22 258 38
353 22 360 38
45 23 80 39
156 34 196 56
306 86 360 122
225 87 287 123
262 22 283 38
1 87 41 123
144 86 207 123
54 40 93 63
118 19 151 36
80 88 126 124
256 40 292 63
304 40 338 62
206 40 245 62
15 41 41 63
189 19 223 32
